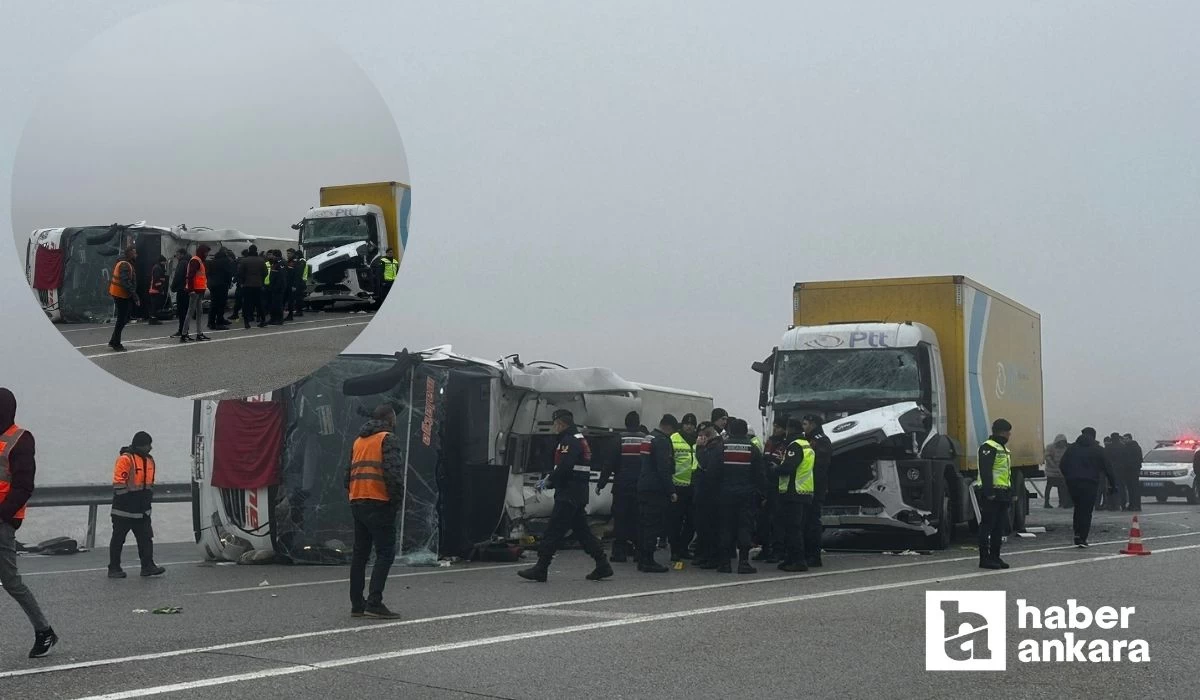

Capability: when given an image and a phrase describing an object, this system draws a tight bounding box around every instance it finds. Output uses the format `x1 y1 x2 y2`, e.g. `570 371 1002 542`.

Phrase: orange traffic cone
1119 515 1152 556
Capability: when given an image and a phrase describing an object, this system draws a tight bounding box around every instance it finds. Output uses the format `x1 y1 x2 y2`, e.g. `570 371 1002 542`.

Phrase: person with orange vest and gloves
107 246 140 352
346 404 406 619
0 388 58 658
181 245 212 343
518 409 614 583
108 431 166 579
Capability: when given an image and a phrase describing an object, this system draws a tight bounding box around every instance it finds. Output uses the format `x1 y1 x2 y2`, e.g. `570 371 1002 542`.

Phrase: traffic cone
1119 515 1152 556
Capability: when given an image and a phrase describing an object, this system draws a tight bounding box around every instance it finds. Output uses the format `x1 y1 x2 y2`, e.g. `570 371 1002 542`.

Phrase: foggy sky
3 1 1199 489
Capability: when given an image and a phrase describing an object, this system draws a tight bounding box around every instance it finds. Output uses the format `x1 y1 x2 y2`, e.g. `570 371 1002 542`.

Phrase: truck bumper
821 459 940 535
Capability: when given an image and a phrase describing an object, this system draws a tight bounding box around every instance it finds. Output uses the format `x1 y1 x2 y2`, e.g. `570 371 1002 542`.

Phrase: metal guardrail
25 483 192 549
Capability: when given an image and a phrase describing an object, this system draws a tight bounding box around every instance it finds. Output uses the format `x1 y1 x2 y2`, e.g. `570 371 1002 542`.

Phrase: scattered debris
1015 531 1037 539
152 607 183 615
1024 526 1047 534
132 609 149 614
883 550 923 556
258 580 270 587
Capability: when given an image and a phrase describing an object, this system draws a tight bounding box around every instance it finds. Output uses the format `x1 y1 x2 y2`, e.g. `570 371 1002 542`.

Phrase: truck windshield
300 216 377 248
774 348 922 404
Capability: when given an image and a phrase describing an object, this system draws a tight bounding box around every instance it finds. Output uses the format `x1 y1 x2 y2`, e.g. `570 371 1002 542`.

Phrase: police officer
713 418 766 574
692 423 723 569
775 417 815 572
377 247 399 306
800 414 831 568
597 411 645 563
287 249 309 320
637 414 678 573
519 410 613 582
976 418 1014 570
668 414 699 561
754 416 788 563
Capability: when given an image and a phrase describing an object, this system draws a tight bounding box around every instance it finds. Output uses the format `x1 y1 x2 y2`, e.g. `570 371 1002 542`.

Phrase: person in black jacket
147 256 168 325
597 411 645 563
169 248 190 338
712 419 766 574
636 414 678 573
976 419 1014 570
775 417 814 572
1122 434 1144 512
1060 427 1119 547
801 415 831 567
518 410 613 583
692 423 723 569
108 432 165 578
206 249 234 330
237 246 268 329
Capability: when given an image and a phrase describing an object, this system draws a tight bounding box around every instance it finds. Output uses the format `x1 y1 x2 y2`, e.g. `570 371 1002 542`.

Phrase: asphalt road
1 503 1197 699
60 310 375 399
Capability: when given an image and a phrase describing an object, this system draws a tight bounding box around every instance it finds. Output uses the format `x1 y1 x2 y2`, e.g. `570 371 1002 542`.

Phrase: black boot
979 549 1003 570
586 555 614 581
610 541 628 563
778 560 808 572
518 557 551 582
716 561 733 573
990 546 1010 570
737 559 757 575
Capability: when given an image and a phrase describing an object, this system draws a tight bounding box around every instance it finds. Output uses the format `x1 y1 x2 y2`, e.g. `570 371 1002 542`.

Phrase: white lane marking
180 389 227 400
71 316 371 349
18 560 201 578
75 543 1200 699
9 530 1197 680
84 321 371 359
197 563 526 595
510 609 642 620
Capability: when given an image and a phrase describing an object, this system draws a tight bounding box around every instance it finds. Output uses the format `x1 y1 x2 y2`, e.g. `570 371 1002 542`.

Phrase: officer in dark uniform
691 422 723 569
713 418 766 574
977 418 1014 570
775 417 815 572
801 414 831 567
755 416 788 563
637 414 678 573
597 411 645 563
518 409 613 583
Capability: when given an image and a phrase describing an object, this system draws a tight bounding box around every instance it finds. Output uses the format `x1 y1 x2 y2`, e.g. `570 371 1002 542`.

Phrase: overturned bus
191 346 712 565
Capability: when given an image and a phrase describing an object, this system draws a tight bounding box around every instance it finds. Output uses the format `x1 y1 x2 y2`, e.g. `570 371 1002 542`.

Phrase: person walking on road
976 419 1014 570
236 245 267 330
0 388 58 658
147 255 168 326
1122 433 1144 512
108 432 166 579
637 414 678 573
107 246 139 352
800 414 831 568
1060 427 1119 548
712 418 766 574
596 411 645 563
347 404 406 619
181 245 211 343
518 410 613 583
1043 434 1072 509
775 417 815 572
668 413 699 562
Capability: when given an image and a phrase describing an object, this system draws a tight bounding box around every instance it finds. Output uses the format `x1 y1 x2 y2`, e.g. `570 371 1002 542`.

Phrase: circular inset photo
10 2 410 400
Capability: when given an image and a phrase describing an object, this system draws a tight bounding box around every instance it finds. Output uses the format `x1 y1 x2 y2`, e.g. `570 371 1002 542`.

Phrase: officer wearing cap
976 418 1014 570
518 409 613 583
637 414 679 573
800 414 831 567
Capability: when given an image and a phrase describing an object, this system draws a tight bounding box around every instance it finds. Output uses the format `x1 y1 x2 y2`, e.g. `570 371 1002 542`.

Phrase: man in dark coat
1060 428 1120 547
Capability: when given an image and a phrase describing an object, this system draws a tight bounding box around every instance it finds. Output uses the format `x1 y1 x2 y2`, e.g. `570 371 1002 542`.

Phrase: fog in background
3 1 1199 520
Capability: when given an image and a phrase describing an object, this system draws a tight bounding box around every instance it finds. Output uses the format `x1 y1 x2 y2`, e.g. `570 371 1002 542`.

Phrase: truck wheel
924 476 954 550
1010 471 1027 533
1156 495 1169 504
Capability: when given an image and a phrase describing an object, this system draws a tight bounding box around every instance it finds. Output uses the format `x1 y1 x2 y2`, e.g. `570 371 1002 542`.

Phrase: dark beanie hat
681 413 697 426
711 408 728 422
660 414 680 429
552 409 574 423
132 431 153 447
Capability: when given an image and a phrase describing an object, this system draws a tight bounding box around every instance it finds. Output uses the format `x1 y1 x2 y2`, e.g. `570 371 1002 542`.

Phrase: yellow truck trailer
753 275 1044 547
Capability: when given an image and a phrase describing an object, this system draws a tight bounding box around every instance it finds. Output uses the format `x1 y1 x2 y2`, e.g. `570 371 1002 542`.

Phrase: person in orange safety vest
346 404 405 619
108 431 165 579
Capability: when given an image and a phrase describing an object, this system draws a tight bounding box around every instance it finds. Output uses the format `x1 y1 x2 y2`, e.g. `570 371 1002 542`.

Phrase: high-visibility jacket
188 255 207 292
750 435 763 452
380 257 399 282
349 432 391 502
976 439 1012 490
670 432 698 486
779 437 815 496
0 425 29 521
108 260 134 299
111 451 156 518
263 260 272 286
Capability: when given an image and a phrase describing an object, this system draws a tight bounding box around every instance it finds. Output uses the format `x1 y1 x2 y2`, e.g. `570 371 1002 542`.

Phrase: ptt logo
848 331 890 348
925 591 1007 671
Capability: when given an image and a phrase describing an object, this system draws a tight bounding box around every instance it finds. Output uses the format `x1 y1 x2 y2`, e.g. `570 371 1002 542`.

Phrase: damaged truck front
754 276 1044 549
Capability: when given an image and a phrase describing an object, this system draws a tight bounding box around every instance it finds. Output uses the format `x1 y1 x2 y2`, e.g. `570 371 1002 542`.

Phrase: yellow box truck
297 181 411 309
752 275 1044 548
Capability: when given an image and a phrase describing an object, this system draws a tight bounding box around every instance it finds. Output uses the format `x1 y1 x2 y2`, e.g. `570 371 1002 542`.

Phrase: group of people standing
106 244 310 350
1044 431 1143 513
514 407 832 583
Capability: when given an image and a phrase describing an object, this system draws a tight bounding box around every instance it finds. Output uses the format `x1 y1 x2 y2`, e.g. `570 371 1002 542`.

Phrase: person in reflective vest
801 415 832 568
519 409 614 583
976 418 1014 570
0 388 57 658
668 413 699 562
597 411 646 563
376 248 399 306
182 245 211 342
775 416 815 572
108 431 165 578
713 418 767 574
286 248 309 321
107 247 140 352
346 404 406 619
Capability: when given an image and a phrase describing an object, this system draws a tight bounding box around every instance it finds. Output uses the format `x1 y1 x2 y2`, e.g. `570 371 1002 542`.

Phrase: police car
1140 439 1200 505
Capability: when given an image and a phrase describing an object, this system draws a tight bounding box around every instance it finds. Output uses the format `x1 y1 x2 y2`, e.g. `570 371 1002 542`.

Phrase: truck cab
299 204 385 308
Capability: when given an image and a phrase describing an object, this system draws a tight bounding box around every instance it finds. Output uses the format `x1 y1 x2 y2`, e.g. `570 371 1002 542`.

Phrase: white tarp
502 365 642 395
